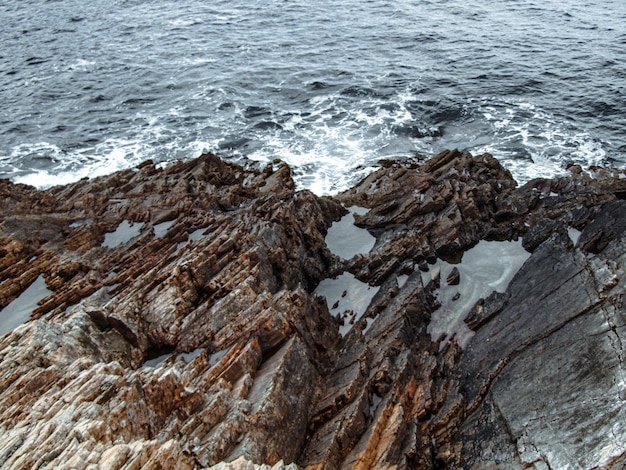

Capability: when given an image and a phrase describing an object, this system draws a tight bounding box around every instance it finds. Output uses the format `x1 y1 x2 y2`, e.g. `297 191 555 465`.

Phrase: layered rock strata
0 150 625 469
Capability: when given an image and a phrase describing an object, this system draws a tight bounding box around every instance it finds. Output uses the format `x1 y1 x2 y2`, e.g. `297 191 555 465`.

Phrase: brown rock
1 150 626 469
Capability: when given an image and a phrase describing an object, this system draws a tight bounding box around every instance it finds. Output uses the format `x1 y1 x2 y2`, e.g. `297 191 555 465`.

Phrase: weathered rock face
1 150 625 469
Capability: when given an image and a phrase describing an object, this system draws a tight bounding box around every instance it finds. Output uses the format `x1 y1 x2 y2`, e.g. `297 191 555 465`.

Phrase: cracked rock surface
1 150 626 469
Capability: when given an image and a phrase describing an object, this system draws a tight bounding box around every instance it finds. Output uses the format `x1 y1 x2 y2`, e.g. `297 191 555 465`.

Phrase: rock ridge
0 150 625 469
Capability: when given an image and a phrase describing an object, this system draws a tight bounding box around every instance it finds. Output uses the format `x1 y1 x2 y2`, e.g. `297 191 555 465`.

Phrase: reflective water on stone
315 272 380 337
426 240 531 348
142 352 171 368
153 220 176 239
0 275 52 336
568 226 582 246
180 348 204 364
325 206 375 259
102 220 145 248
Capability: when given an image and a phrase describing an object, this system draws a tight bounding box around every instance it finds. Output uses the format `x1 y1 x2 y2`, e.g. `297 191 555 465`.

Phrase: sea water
1 0 624 194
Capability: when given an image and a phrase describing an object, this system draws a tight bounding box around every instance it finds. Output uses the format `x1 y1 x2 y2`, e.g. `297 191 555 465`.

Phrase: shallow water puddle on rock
177 227 209 250
102 220 145 248
370 393 383 417
315 272 380 336
568 227 582 246
142 352 172 368
153 220 175 239
325 206 375 259
426 240 530 349
188 227 208 242
180 348 204 364
0 275 52 336
363 317 376 334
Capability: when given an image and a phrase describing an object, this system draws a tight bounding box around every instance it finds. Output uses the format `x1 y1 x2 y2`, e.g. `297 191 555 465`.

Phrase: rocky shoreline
1 150 625 469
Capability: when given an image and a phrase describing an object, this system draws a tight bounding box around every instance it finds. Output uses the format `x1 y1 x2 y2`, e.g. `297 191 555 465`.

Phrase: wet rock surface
1 150 626 469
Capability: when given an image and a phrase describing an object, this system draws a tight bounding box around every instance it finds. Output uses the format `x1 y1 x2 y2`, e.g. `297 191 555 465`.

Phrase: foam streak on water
1 0 624 193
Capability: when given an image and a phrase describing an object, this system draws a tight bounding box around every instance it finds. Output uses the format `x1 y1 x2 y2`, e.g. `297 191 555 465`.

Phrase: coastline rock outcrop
1 150 625 469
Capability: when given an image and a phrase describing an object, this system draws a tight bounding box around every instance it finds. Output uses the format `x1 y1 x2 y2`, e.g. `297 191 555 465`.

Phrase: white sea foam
1 94 615 195
67 59 96 72
9 134 218 189
240 89 420 194
170 17 204 27
12 144 134 188
470 99 608 185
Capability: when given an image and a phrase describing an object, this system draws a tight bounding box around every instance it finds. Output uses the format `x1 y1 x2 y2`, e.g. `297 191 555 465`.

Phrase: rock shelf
1 150 625 469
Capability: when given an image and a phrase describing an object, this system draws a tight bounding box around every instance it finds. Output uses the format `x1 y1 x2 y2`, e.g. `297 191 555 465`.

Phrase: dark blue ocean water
1 0 625 194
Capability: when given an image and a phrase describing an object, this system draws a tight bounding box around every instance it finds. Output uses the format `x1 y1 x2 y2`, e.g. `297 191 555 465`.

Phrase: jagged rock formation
1 150 625 469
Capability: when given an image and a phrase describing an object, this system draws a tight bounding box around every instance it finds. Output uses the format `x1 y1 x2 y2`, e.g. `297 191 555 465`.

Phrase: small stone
447 267 460 285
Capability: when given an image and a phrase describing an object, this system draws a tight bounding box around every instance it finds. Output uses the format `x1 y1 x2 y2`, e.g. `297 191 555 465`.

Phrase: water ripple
0 0 625 193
